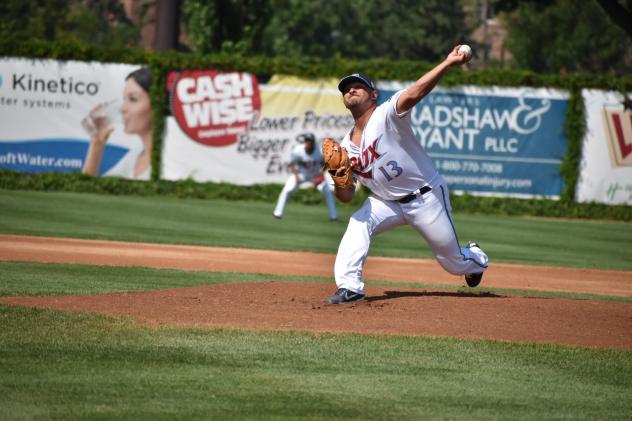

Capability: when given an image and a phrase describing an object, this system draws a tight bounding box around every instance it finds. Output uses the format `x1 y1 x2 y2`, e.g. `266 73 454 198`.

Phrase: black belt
397 185 432 203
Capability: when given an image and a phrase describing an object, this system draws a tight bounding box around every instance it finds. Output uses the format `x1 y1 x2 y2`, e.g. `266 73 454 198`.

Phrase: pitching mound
2 281 631 349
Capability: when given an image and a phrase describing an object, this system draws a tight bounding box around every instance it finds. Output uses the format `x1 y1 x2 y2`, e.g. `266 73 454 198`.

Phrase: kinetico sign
168 70 261 146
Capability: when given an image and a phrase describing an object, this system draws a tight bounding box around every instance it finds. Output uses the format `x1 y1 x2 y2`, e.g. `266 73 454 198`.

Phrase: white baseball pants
334 178 488 294
273 175 337 220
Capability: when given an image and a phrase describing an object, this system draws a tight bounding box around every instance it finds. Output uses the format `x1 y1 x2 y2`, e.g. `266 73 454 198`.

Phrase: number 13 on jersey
378 160 403 181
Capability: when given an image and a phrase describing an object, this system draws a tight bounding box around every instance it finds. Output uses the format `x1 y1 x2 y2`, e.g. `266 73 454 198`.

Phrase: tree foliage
0 0 139 48
500 0 631 74
3 0 631 75
181 0 271 55
594 0 632 38
182 0 471 61
180 0 631 72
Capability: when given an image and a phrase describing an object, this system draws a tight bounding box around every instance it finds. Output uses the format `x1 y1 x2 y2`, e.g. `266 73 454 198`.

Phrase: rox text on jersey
350 135 382 178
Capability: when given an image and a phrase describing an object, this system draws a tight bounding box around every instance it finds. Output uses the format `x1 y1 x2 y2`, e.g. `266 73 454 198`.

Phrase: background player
325 45 489 305
273 133 338 221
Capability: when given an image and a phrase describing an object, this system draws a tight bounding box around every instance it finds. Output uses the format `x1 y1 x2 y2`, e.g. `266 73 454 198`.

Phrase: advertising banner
161 73 352 184
576 89 632 205
0 58 152 180
377 83 569 198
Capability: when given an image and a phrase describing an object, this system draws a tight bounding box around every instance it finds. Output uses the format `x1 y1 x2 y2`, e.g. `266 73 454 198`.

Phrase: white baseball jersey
289 143 324 180
340 89 439 200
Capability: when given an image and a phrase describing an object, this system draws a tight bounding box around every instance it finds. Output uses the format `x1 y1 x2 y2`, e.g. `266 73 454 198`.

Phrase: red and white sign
603 108 632 166
168 70 261 146
160 74 351 185
576 89 632 205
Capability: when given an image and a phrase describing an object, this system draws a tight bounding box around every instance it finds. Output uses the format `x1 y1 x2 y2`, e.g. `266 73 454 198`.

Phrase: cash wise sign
168 70 261 146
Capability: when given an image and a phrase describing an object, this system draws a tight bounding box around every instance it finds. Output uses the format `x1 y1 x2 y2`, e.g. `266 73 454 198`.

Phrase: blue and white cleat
326 288 365 304
464 242 484 287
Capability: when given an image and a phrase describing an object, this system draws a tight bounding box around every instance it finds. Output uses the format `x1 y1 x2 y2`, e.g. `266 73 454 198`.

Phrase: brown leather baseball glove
322 137 354 189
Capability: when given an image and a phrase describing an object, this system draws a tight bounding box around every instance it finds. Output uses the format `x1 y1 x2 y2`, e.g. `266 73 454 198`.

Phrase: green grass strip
1 261 629 303
0 261 280 296
1 305 631 420
1 190 632 270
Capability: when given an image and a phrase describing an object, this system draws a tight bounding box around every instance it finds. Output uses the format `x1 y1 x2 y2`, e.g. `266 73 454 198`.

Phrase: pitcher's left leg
404 182 488 278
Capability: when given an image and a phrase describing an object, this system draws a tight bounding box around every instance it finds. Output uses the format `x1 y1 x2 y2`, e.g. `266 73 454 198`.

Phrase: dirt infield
1 235 631 349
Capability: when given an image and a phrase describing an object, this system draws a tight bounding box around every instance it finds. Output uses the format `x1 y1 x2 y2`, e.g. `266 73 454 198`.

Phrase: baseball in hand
458 44 473 61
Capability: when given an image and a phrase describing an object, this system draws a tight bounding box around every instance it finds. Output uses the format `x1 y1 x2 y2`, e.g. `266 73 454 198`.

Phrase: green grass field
2 304 631 420
1 189 631 419
1 189 631 269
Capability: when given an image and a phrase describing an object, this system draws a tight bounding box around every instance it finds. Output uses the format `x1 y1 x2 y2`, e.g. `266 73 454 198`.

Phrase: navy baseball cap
338 73 376 93
296 132 316 143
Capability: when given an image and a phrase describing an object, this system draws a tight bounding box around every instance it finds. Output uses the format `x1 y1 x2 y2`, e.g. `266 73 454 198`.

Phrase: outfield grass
1 189 631 270
1 304 631 420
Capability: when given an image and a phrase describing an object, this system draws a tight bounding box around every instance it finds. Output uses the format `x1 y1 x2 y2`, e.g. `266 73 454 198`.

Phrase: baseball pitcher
323 45 489 304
